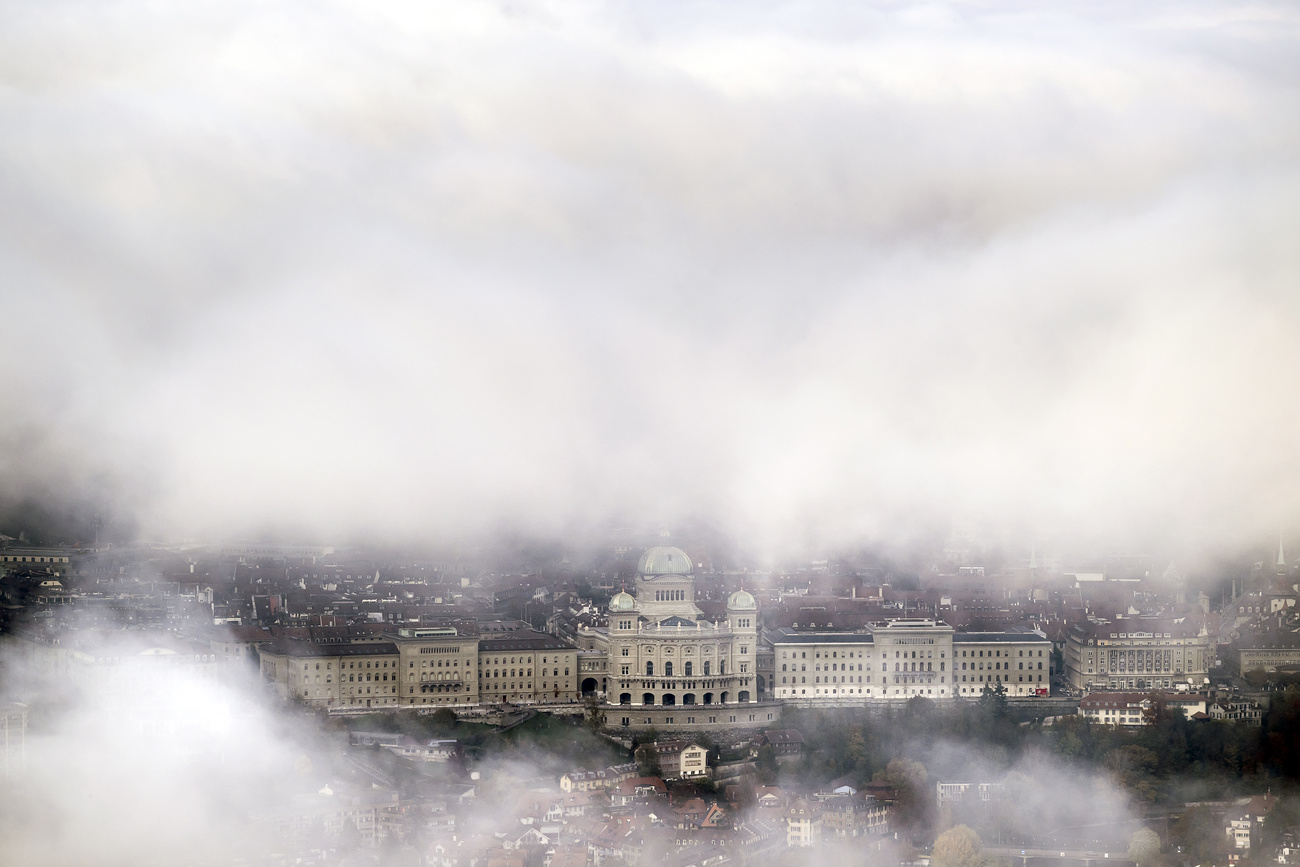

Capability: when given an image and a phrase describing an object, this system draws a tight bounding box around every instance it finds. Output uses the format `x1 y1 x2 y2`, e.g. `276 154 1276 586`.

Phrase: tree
877 757 930 832
634 743 662 778
978 680 1009 718
755 743 779 785
1173 806 1226 867
583 694 606 733
845 728 869 774
430 708 458 729
905 695 936 722
1128 828 1161 867
1104 745 1159 805
933 824 983 867
1141 692 1171 727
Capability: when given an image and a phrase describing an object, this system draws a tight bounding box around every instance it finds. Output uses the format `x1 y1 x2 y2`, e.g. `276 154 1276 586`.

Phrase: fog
3 0 1300 556
0 631 1152 866
0 633 325 865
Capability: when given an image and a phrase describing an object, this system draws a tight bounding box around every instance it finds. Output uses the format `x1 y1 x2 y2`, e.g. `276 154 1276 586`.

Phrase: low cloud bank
2 2 1300 556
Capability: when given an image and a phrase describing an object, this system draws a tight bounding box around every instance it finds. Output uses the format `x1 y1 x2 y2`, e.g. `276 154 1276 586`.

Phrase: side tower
727 588 758 701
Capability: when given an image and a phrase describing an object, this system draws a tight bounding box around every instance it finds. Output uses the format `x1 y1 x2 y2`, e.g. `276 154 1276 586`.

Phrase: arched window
684 661 693 676
665 661 673 677
646 661 654 676
704 661 711 675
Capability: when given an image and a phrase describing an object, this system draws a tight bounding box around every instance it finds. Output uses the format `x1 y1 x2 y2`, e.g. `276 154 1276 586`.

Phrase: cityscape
3 2 1300 867
2 532 1300 867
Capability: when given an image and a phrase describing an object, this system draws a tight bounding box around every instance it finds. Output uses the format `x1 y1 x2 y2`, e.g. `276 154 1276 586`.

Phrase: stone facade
770 620 1052 704
258 626 579 709
587 548 771 721
1063 617 1215 692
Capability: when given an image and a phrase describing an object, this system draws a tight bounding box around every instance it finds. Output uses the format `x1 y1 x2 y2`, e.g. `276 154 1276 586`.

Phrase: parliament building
580 546 783 731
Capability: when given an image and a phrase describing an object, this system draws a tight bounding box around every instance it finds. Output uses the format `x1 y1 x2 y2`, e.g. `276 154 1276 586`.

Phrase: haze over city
4 4 1300 867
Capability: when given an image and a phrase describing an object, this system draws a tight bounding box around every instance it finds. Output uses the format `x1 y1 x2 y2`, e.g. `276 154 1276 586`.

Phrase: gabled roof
762 729 804 745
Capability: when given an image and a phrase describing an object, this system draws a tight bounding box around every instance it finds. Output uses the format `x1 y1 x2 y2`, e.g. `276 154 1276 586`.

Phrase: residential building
645 740 711 780
1209 697 1263 726
785 798 823 847
749 729 804 758
1078 691 1208 726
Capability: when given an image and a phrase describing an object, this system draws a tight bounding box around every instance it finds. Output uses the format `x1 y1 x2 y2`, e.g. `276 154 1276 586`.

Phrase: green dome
727 589 756 610
637 546 693 576
609 591 637 611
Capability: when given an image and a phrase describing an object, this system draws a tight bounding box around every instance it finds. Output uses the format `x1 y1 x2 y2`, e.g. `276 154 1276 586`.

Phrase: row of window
298 654 571 672
642 661 727 676
779 647 1047 659
627 645 733 655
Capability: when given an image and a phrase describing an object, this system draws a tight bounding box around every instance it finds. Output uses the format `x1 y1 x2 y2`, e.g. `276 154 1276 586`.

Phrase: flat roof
770 629 874 644
273 641 400 658
954 632 1051 644
479 634 574 652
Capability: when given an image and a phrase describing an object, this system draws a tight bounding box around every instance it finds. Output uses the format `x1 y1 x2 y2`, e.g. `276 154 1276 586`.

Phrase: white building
770 620 1051 703
589 547 765 726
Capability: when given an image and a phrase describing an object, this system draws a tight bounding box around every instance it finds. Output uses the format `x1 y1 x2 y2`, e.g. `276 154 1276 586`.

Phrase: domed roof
637 546 693 576
609 591 637 612
727 588 756 610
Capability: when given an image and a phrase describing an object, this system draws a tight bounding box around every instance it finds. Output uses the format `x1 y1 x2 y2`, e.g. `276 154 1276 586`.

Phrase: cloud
2 0 1299 554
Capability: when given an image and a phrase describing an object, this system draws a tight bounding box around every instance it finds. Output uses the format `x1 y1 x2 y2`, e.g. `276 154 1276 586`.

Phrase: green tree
933 824 983 867
845 728 869 774
583 694 606 732
1173 806 1225 867
1128 828 1161 867
634 743 662 778
1104 745 1160 805
876 757 930 832
430 708 458 729
756 743 779 785
978 680 1009 718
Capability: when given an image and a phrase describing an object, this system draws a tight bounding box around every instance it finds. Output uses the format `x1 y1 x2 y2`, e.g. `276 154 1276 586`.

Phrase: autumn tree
933 824 984 867
1128 828 1161 867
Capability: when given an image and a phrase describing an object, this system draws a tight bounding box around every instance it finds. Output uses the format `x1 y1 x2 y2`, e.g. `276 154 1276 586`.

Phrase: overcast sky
2 0 1299 556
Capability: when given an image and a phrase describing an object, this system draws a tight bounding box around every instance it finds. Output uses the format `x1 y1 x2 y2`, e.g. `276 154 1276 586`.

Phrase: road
983 847 1133 863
